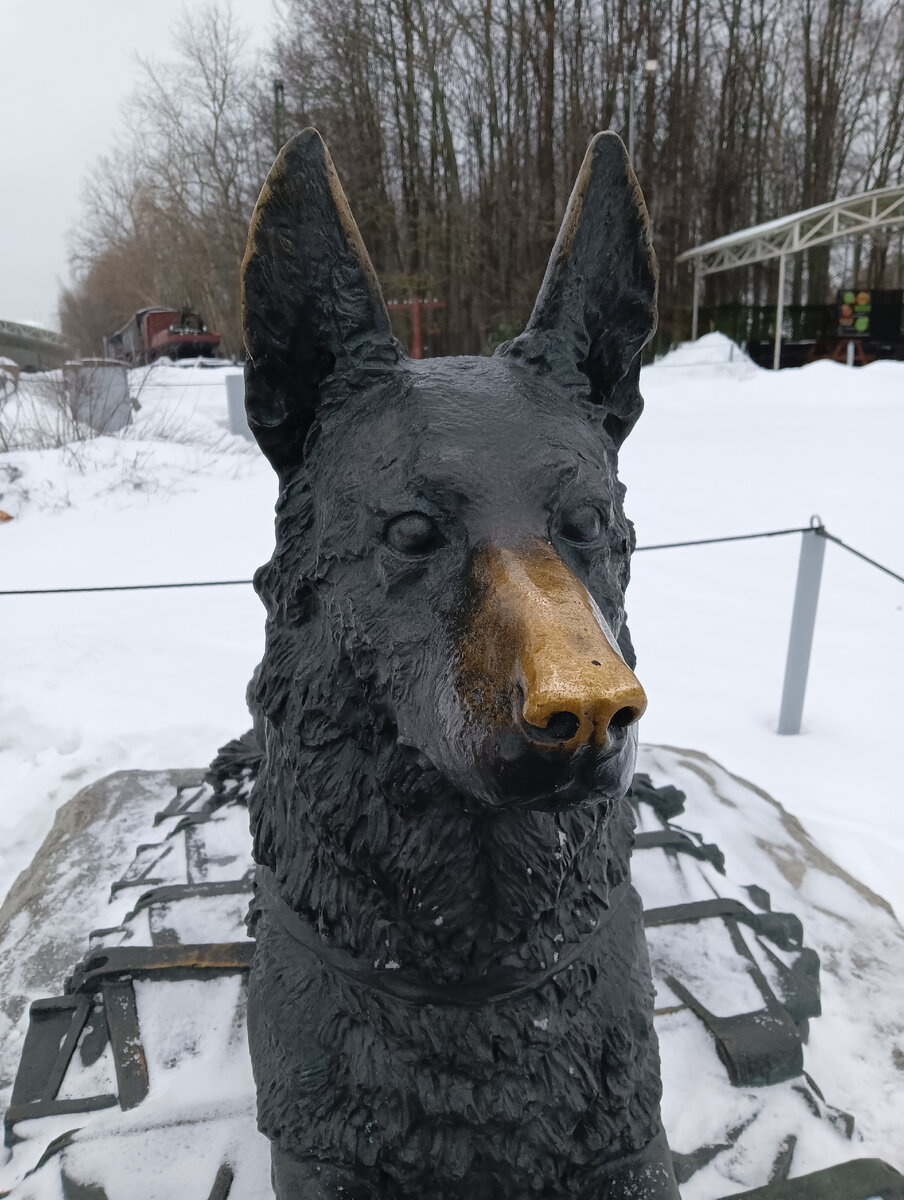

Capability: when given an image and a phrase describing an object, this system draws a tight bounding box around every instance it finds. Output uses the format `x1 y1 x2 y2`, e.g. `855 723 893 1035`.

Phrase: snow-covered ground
622 335 904 921
0 361 274 894
0 339 902 930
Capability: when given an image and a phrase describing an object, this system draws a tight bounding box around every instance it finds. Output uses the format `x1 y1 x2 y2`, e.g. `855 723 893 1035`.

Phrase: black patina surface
241 127 679 1198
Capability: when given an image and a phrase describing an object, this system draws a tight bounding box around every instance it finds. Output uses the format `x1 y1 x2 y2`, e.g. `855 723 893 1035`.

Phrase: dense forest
60 0 904 358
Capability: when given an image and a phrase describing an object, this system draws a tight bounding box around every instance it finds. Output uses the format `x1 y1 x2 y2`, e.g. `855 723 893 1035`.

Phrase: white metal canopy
677 185 904 368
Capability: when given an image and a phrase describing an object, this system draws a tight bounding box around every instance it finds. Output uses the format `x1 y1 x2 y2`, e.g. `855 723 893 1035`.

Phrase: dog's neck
250 722 635 982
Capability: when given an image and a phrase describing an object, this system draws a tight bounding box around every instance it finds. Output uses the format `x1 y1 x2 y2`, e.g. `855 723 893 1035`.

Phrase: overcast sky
0 0 276 330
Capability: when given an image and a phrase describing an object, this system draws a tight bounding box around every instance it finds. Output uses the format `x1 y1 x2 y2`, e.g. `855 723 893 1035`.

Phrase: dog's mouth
393 704 638 815
465 723 638 813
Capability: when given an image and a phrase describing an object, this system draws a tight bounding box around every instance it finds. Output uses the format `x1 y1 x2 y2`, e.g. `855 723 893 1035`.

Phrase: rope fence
636 520 904 586
1 520 901 596
1 518 900 736
634 525 812 552
817 529 904 586
0 579 253 596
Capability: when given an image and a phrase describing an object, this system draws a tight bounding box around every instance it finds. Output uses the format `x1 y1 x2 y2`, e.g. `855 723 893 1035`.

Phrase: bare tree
63 2 262 356
63 0 904 359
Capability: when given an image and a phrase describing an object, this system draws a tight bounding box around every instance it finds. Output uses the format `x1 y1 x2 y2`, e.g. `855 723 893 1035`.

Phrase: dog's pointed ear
496 132 657 446
242 129 398 471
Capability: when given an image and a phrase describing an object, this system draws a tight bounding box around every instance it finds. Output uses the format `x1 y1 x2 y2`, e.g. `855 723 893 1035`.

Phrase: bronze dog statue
242 128 679 1198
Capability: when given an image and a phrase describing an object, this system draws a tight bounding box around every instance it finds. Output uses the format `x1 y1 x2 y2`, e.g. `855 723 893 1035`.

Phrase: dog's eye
557 504 603 545
385 512 445 556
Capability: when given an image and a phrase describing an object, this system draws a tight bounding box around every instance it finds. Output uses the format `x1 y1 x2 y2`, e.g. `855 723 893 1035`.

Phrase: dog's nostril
530 711 581 743
609 705 640 730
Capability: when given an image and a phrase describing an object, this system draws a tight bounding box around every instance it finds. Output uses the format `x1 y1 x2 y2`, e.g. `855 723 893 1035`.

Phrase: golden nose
521 652 647 748
486 543 646 749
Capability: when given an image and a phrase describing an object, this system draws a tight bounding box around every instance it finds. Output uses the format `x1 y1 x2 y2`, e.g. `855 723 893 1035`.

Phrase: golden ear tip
284 127 327 164
587 130 629 165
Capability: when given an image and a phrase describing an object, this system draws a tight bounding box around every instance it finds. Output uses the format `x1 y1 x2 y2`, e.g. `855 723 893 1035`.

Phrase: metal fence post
772 252 786 371
691 265 701 341
226 371 253 441
778 518 827 735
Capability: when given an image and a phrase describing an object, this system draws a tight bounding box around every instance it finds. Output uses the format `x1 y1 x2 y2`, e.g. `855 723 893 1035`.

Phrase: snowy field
0 337 902 930
622 337 904 922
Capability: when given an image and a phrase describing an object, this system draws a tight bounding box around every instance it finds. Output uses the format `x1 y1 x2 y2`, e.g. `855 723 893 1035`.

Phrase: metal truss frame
676 186 904 369
0 319 67 346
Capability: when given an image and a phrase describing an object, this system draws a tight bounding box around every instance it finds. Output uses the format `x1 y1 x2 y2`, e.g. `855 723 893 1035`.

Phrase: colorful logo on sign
838 289 871 336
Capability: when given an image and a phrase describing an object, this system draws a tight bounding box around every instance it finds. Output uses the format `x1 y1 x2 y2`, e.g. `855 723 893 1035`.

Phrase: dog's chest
248 889 662 1180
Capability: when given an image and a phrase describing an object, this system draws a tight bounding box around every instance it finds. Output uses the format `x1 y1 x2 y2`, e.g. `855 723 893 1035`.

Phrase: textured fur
242 130 678 1197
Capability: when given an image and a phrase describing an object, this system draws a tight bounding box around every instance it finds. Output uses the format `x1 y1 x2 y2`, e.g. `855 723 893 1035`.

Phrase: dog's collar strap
255 865 629 1009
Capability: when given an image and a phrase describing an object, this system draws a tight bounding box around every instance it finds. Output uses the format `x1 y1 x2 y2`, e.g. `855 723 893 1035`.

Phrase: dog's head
243 129 656 828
